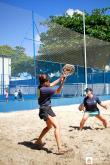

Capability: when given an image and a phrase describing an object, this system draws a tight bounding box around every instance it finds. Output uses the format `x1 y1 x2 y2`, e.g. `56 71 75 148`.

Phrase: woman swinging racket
35 74 68 154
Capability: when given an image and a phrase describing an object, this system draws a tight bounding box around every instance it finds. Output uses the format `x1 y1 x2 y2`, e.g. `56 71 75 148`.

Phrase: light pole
83 11 87 88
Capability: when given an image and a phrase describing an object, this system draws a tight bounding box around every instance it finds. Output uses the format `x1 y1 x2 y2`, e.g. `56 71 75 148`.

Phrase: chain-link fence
35 11 110 96
0 3 110 99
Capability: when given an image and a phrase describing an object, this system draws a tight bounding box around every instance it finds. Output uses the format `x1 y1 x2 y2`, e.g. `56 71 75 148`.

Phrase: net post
32 11 37 96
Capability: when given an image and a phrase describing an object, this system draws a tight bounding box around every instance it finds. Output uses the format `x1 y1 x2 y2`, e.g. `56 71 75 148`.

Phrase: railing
8 83 110 97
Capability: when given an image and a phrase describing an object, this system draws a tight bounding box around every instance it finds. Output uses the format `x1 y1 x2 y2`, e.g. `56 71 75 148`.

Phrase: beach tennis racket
62 64 75 78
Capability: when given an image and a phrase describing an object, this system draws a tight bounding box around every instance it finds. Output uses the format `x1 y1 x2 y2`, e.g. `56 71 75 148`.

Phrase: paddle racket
62 64 75 78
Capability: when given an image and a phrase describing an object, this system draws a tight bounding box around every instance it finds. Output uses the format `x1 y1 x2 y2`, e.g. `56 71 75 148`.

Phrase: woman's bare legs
35 119 52 144
80 113 89 130
95 115 107 128
35 115 66 153
47 115 62 152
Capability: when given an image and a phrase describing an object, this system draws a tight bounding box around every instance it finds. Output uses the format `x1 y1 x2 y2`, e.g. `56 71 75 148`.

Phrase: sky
0 0 110 56
1 0 110 17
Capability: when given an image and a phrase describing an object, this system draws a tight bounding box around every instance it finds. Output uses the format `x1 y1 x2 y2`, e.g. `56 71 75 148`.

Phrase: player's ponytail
38 74 49 89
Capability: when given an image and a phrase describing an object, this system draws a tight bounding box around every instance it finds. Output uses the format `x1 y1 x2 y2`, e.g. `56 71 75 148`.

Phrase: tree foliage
0 45 34 76
38 8 110 68
44 7 110 41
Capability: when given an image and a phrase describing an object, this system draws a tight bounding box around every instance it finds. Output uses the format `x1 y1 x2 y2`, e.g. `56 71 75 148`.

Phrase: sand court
0 101 110 165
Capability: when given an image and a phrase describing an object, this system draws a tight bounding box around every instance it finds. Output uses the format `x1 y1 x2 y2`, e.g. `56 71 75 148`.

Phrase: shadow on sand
18 141 73 156
69 126 104 131
18 141 52 154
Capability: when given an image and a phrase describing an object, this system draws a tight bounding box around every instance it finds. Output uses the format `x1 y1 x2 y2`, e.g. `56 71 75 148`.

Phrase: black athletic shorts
39 106 56 121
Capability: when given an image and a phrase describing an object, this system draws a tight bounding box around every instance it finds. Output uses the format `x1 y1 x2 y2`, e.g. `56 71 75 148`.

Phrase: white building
0 55 11 94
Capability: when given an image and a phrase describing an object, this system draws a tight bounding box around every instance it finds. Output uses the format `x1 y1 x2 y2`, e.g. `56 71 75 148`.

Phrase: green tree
0 45 14 55
0 45 35 76
38 8 110 69
44 7 110 41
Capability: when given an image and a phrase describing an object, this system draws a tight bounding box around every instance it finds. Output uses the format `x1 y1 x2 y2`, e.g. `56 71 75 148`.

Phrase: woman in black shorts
79 88 108 130
35 74 68 154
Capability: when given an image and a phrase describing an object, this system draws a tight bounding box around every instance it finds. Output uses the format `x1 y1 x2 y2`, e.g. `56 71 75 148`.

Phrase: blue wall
9 61 110 87
0 95 110 113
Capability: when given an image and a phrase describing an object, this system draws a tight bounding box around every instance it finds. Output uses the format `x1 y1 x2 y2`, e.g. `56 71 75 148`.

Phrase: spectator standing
5 89 8 102
18 89 23 101
14 90 18 100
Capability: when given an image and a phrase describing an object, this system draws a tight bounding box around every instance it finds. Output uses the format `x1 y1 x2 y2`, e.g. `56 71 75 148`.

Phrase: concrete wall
0 56 11 94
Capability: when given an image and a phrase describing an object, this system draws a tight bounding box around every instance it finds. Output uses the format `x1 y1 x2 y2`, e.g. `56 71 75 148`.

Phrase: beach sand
0 101 110 165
